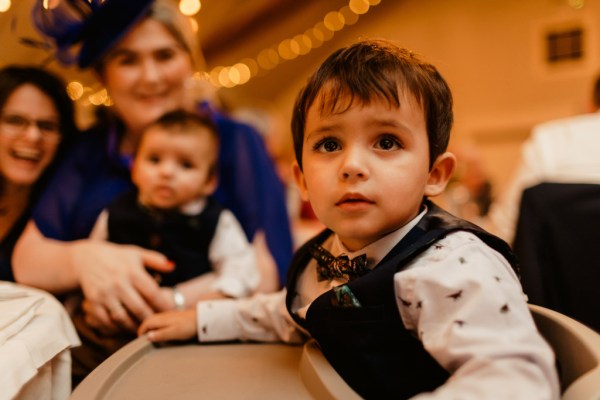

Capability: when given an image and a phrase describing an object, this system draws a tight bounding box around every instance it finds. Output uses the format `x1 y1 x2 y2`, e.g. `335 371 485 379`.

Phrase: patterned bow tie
309 243 370 281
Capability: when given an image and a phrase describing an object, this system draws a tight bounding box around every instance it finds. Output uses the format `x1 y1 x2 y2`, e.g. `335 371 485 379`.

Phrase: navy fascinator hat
32 0 155 69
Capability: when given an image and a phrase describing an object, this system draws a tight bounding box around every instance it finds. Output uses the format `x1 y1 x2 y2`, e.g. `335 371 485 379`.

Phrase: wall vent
546 27 584 63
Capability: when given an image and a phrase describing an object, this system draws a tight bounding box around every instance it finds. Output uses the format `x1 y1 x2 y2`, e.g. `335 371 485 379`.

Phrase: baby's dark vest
285 201 518 400
107 191 223 287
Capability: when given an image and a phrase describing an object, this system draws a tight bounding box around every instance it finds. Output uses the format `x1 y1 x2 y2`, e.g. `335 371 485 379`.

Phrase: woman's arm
13 221 175 330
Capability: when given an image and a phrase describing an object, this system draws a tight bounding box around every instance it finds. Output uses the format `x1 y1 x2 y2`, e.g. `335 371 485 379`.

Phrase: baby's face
293 93 438 251
132 127 217 210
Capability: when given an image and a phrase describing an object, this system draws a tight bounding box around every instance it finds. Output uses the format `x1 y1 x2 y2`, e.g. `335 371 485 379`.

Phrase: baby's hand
138 309 197 342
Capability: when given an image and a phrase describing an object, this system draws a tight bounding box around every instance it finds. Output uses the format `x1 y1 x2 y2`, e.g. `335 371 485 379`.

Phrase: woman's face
0 84 61 189
100 19 194 136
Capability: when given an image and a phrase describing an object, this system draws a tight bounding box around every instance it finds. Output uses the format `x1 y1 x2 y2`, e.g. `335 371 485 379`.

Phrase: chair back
530 304 600 400
514 182 600 331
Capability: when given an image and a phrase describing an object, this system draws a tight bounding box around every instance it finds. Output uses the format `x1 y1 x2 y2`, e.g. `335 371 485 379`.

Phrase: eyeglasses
0 114 61 142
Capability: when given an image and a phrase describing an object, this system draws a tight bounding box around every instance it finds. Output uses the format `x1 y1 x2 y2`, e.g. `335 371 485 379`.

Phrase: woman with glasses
0 65 76 281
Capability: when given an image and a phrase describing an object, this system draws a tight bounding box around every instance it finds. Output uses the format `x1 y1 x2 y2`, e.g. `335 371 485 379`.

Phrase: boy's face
132 126 217 210
293 93 454 251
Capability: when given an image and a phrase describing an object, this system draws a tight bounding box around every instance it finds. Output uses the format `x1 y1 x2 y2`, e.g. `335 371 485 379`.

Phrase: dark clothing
0 209 29 281
514 182 600 332
286 201 518 399
71 191 223 384
32 124 134 241
107 191 222 287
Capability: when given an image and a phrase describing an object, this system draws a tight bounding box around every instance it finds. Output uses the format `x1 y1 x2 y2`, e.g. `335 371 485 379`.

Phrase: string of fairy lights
201 0 381 89
65 0 382 106
0 0 381 105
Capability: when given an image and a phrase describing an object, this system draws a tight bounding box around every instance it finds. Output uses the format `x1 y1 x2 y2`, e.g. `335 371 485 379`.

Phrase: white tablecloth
0 282 80 400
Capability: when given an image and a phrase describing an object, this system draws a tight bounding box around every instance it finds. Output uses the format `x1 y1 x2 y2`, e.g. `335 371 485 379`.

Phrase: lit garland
66 0 381 105
0 0 10 13
179 0 201 16
203 0 381 88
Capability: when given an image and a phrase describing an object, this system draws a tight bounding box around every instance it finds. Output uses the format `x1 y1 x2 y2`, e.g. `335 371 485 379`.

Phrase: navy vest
107 190 223 287
286 201 518 399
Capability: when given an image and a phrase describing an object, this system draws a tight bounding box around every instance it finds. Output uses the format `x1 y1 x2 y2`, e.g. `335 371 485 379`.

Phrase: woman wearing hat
13 0 293 380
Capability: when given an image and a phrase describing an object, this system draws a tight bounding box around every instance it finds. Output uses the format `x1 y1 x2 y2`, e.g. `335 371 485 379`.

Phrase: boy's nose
158 162 176 175
339 148 369 180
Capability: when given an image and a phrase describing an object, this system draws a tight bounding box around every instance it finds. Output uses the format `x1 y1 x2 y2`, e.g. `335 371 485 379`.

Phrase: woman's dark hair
0 66 77 195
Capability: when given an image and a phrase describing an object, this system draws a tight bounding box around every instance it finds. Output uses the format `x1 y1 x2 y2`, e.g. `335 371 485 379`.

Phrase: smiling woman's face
0 84 61 190
100 18 194 137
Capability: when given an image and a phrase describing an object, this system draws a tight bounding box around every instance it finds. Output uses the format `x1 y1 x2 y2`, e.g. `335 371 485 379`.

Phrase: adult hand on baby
72 241 174 332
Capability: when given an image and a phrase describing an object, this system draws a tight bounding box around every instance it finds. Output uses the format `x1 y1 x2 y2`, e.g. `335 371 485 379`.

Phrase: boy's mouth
336 193 374 206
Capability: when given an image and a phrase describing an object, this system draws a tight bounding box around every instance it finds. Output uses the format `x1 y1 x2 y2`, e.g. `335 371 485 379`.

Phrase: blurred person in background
0 65 76 281
487 74 600 244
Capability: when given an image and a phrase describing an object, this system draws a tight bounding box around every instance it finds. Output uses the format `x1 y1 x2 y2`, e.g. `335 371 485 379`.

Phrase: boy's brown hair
291 39 453 170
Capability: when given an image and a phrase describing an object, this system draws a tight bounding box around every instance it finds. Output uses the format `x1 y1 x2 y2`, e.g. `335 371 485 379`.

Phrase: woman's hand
72 241 174 332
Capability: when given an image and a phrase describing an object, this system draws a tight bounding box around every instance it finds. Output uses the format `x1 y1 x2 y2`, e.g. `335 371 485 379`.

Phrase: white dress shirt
91 197 259 298
196 210 560 399
488 112 600 243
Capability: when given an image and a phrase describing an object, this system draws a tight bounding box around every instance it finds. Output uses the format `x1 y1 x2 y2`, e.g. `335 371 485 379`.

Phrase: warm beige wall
271 0 600 197
5 0 599 197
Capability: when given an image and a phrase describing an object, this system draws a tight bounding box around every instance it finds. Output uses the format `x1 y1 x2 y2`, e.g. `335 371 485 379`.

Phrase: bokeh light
179 0 201 16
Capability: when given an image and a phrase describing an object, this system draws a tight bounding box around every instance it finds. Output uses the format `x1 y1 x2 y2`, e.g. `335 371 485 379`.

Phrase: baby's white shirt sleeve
207 209 260 298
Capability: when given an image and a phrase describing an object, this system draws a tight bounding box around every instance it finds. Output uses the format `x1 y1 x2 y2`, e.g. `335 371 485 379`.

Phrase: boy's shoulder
419 230 497 261
379 202 518 274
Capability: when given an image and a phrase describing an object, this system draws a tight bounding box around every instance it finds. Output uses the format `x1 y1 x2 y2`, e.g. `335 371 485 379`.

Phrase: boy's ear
424 152 456 197
292 161 310 201
202 173 219 196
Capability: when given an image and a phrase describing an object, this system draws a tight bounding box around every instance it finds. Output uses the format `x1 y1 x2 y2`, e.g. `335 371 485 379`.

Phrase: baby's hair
291 39 453 170
141 109 220 176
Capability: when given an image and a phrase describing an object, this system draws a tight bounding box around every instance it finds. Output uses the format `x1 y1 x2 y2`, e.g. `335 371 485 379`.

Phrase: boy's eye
180 160 194 169
314 138 341 153
147 154 160 164
375 135 401 151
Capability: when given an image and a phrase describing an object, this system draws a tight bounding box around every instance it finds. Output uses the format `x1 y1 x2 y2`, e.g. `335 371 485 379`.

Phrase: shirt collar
329 206 427 270
137 197 207 216
180 198 207 215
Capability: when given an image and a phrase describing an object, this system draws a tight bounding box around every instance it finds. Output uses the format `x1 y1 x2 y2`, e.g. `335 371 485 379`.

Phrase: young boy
139 40 559 399
71 109 260 381
90 109 260 304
